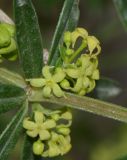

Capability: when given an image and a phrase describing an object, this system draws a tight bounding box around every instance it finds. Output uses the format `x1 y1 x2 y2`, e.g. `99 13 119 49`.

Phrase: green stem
68 41 87 63
29 90 127 123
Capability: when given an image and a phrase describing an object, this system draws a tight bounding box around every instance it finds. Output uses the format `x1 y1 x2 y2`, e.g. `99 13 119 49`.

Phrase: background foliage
1 0 127 160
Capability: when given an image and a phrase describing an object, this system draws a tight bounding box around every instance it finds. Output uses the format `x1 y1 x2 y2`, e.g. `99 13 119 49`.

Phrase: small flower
65 54 99 95
23 111 56 140
71 27 88 47
42 132 72 157
23 104 73 157
29 66 66 98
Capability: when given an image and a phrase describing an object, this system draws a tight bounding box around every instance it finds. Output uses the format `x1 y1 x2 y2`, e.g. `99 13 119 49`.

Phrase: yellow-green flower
65 54 99 95
42 132 71 157
23 111 56 140
29 66 66 98
71 27 88 47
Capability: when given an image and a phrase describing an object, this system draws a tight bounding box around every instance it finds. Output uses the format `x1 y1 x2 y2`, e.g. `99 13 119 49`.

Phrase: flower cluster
23 103 72 157
0 23 18 62
62 54 99 95
29 27 101 97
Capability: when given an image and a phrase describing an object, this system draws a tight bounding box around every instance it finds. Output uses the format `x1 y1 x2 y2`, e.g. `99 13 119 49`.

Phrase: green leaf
113 0 127 31
66 0 80 31
0 101 28 160
92 78 122 100
48 0 78 65
21 135 34 160
0 68 27 88
29 90 127 123
13 0 43 78
0 83 26 114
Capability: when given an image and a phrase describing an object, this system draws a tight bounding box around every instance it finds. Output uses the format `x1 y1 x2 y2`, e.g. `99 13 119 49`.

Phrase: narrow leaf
0 101 28 160
0 68 27 88
113 0 127 31
48 0 76 65
13 0 43 78
66 0 80 31
21 135 34 160
30 90 127 123
0 83 26 114
92 78 122 100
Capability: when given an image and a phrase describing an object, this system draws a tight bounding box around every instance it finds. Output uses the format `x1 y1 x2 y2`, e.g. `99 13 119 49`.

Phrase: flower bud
33 140 44 155
66 48 74 56
0 26 10 47
61 111 72 120
51 114 60 121
57 127 70 135
78 89 86 96
60 79 70 89
64 31 72 48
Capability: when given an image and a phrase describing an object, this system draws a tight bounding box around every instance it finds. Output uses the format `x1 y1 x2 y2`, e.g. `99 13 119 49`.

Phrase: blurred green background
1 0 127 160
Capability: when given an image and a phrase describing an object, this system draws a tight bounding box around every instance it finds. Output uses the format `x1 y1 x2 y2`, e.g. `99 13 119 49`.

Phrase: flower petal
86 80 95 93
47 140 60 157
26 130 38 138
57 135 72 155
92 69 99 80
30 78 46 87
23 118 37 130
72 28 88 47
72 77 83 92
42 86 51 98
80 54 91 69
83 77 90 88
52 83 64 97
61 110 72 120
78 89 86 96
57 127 71 136
65 68 79 78
85 63 95 76
57 121 72 128
34 111 44 123
52 68 65 82
43 119 56 129
87 36 100 54
39 130 51 140
42 66 52 79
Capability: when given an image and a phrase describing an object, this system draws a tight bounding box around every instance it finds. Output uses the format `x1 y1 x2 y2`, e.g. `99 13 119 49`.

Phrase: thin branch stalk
29 90 127 123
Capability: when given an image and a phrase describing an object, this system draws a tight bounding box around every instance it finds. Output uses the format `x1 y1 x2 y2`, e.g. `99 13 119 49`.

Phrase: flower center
46 80 54 87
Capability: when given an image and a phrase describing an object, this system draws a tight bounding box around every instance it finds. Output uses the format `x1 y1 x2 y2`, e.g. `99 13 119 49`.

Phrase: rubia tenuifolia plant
0 0 127 159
